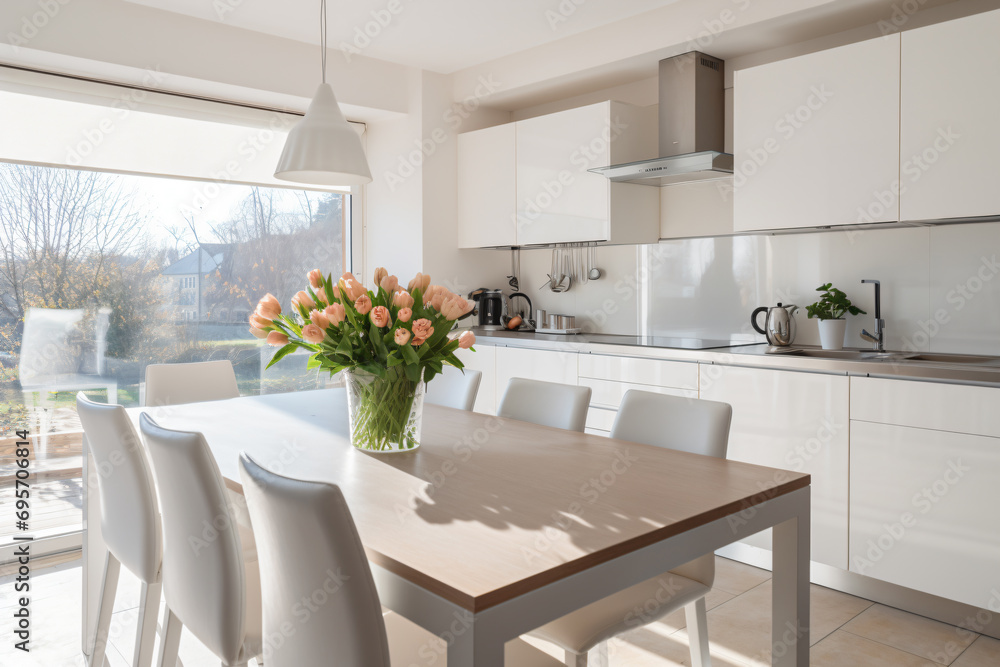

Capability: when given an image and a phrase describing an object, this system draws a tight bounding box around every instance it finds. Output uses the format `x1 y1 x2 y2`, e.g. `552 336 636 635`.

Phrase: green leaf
265 343 297 370
404 363 422 382
387 351 404 367
400 343 419 365
336 335 353 358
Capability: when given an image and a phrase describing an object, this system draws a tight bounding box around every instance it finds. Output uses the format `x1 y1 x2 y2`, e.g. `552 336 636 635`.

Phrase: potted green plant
805 283 866 350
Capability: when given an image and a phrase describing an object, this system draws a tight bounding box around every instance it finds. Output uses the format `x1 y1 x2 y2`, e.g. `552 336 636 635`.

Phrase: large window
0 71 359 555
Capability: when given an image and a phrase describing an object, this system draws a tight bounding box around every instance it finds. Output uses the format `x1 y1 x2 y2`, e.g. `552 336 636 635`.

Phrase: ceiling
123 0 683 74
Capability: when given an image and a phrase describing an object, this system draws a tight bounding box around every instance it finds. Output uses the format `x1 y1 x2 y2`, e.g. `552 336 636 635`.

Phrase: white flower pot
818 319 847 350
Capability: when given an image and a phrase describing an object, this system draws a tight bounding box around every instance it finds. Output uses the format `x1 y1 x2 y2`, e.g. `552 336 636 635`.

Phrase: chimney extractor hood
590 52 733 186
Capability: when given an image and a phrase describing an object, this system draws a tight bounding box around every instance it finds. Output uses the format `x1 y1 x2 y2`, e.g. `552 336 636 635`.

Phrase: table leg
771 495 810 666
446 625 504 667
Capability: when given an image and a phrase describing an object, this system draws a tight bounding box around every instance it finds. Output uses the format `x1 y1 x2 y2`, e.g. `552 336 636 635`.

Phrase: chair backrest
611 389 732 588
143 360 239 407
238 454 392 667
139 413 247 665
425 367 482 411
498 378 592 432
19 308 86 384
76 392 161 582
610 390 732 458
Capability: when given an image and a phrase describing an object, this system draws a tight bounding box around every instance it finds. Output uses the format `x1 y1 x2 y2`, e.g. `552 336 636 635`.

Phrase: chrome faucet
860 279 884 352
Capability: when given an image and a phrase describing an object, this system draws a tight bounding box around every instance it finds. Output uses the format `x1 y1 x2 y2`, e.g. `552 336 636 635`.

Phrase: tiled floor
3 553 1000 667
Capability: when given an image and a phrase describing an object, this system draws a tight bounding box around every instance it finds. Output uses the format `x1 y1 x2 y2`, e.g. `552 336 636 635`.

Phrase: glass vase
344 367 425 453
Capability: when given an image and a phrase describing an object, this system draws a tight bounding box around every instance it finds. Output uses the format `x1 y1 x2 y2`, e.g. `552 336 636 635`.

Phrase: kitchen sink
770 349 876 360
902 353 1000 365
768 349 1000 366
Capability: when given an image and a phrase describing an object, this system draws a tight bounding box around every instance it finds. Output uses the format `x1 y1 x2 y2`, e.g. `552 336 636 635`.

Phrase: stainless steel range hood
590 51 733 186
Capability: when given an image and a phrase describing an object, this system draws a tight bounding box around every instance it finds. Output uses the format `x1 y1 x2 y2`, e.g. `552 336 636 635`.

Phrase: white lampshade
274 83 372 186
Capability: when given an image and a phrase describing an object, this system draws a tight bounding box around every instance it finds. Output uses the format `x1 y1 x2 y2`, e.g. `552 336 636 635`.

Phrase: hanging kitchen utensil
588 245 603 280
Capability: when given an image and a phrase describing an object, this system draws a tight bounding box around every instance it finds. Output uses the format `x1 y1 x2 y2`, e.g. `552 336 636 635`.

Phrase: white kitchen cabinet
849 420 1000 609
453 344 496 415
579 378 695 411
515 101 659 246
733 35 901 231
578 354 698 390
851 376 1000 438
585 406 617 436
699 364 849 568
899 9 1000 222
494 346 578 412
457 124 517 248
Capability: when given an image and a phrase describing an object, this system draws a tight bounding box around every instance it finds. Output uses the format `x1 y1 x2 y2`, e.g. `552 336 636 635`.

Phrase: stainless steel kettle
751 303 798 347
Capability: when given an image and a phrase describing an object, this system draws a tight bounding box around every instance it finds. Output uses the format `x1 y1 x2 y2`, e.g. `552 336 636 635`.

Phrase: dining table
81 388 811 666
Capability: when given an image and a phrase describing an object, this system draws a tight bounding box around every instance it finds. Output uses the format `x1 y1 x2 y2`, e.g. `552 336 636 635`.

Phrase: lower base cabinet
849 420 1000 609
494 346 579 414
699 364 849 569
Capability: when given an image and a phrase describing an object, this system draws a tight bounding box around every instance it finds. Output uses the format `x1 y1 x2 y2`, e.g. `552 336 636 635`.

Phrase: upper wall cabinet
457 101 659 248
733 35 901 232
899 9 1000 223
516 101 658 246
457 123 517 249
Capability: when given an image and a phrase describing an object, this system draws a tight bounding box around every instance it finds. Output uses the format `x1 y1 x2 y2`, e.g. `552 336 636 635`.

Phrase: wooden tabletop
131 389 809 612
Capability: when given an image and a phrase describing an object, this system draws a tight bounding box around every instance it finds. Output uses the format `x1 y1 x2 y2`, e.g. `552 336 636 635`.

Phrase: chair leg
90 551 121 667
564 649 588 667
685 597 712 667
156 607 183 667
133 581 162 667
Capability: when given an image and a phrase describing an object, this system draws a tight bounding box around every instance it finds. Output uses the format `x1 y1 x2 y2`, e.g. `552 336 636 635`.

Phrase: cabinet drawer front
849 420 1000 608
580 378 695 410
851 377 1000 438
586 406 617 432
579 354 698 390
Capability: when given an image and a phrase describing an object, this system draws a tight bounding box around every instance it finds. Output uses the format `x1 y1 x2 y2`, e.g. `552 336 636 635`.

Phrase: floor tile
843 604 979 665
651 587 737 634
712 556 771 596
952 635 1000 667
611 624 751 667
670 580 872 666
811 630 941 667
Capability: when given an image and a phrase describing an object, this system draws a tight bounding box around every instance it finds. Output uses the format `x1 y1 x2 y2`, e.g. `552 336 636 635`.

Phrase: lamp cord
320 0 328 83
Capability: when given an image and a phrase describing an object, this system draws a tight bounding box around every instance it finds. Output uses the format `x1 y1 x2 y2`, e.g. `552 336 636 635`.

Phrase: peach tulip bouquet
250 268 476 451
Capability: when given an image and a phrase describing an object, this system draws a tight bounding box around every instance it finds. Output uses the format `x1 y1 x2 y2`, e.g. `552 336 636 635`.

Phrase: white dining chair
76 392 162 667
497 378 591 432
143 360 240 407
139 414 263 667
237 453 564 667
530 389 733 667
425 367 482 411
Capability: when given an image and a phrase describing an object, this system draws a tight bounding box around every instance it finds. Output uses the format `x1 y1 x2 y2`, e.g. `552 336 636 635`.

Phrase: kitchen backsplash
517 221 1000 355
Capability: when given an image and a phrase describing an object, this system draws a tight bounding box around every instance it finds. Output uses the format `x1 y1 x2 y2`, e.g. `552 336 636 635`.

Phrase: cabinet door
850 420 1000 609
900 9 1000 222
457 124 517 248
699 365 849 568
516 103 611 245
495 347 579 409
454 344 496 415
734 35 900 231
